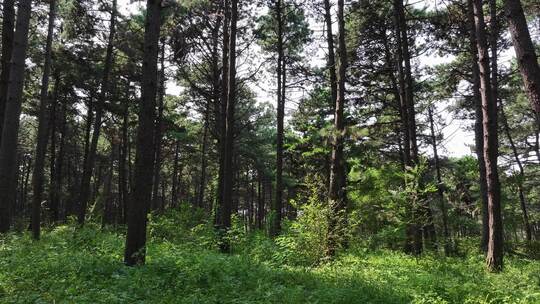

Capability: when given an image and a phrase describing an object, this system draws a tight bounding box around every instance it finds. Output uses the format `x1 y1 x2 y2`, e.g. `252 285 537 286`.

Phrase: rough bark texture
219 0 238 253
327 0 348 257
124 0 161 266
31 0 57 239
0 0 34 233
0 0 15 142
78 0 117 225
466 0 490 252
472 0 504 272
503 0 540 117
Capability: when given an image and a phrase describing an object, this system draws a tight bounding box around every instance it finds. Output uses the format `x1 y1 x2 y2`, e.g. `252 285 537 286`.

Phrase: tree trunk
466 0 490 252
323 0 338 108
472 0 504 272
326 0 348 257
394 0 423 255
119 82 130 224
216 0 230 227
124 0 161 266
31 0 57 239
0 0 34 233
219 0 238 253
271 0 285 238
0 0 15 142
152 40 166 211
503 0 540 117
54 95 67 221
78 0 117 225
198 106 209 209
171 140 180 208
500 103 532 241
428 106 450 254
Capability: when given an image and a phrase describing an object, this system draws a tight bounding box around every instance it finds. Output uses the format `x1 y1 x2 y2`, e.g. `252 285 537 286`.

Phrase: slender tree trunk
124 0 161 266
327 0 348 257
219 0 238 253
152 40 166 211
78 0 117 225
466 0 490 252
394 0 423 255
31 0 57 239
119 82 130 224
271 0 285 237
428 106 450 254
500 103 532 241
472 0 504 272
503 0 540 117
171 140 180 207
216 0 231 227
0 0 15 142
198 107 209 209
323 0 338 108
0 0 34 233
54 97 67 221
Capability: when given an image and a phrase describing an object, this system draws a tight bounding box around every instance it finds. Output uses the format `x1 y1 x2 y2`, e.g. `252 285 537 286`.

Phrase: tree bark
500 103 532 241
31 0 57 239
218 0 238 253
152 40 166 211
323 0 338 108
271 0 285 237
0 0 15 142
124 0 161 266
119 82 130 224
503 0 540 117
0 0 34 233
326 0 348 257
472 0 504 272
78 0 117 225
428 106 450 254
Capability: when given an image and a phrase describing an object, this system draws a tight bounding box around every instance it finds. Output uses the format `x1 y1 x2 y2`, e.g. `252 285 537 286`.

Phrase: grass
0 215 539 303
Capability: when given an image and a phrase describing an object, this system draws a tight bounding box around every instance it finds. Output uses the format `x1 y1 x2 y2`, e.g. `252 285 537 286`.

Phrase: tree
0 0 15 142
77 0 118 225
503 0 540 118
31 0 57 240
472 0 504 272
124 0 162 266
326 0 348 257
0 0 34 233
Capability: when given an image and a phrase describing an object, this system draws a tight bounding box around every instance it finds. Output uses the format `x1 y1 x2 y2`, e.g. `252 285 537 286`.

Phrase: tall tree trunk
503 0 540 117
472 0 504 272
152 40 166 211
327 0 348 257
500 103 532 241
0 0 34 233
171 139 180 208
216 0 231 227
119 82 130 224
219 0 238 253
31 0 57 239
0 0 15 142
271 0 285 237
124 0 161 266
428 106 450 254
466 0 490 252
323 0 338 108
53 94 67 221
78 0 117 225
394 0 423 255
198 106 209 209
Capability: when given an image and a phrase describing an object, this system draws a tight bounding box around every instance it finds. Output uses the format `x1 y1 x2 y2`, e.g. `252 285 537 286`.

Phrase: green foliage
1 212 539 303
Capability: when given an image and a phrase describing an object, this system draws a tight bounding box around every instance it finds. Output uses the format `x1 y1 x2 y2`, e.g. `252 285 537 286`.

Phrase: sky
114 0 534 159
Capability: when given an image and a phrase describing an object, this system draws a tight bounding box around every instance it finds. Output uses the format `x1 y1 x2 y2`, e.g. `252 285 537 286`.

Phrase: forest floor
1 213 539 303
